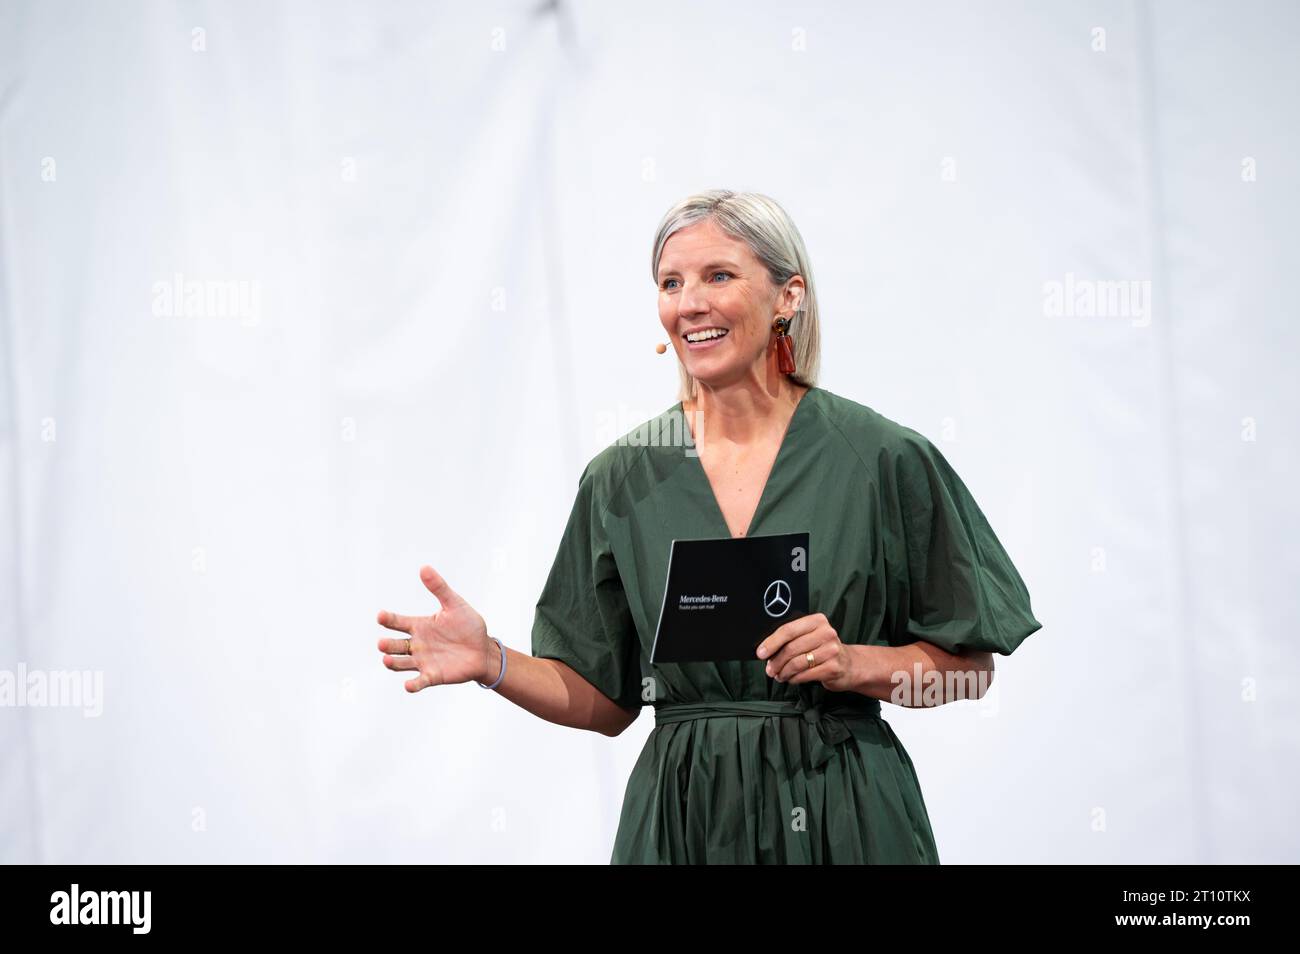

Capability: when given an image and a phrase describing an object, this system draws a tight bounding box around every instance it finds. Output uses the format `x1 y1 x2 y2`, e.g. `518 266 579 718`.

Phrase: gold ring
805 651 815 669
405 638 414 655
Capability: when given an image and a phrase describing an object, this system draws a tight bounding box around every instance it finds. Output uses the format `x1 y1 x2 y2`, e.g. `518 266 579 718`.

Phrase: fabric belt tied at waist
653 697 882 770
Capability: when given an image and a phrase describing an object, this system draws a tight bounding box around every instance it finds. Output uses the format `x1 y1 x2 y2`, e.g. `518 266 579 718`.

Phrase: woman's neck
684 379 809 448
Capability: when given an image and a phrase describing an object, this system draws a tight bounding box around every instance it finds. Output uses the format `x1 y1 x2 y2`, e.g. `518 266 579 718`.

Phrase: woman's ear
783 278 805 316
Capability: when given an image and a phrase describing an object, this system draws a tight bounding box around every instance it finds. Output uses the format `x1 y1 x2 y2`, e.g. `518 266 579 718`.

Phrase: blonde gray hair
651 189 821 402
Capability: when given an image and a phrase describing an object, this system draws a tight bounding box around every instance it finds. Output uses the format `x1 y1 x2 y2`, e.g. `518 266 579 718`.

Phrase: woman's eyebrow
658 260 742 279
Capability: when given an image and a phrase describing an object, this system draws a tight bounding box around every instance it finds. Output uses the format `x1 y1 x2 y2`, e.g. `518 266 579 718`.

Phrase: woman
376 189 1043 863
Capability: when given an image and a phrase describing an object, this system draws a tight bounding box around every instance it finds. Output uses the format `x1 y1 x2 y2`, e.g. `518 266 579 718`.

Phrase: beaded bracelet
477 636 507 690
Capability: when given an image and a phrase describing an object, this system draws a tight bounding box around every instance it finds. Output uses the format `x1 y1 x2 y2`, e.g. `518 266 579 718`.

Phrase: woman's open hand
376 565 494 692
755 612 857 692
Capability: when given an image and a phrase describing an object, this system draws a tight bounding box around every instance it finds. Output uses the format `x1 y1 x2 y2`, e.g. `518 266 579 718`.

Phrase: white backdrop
1 0 1296 863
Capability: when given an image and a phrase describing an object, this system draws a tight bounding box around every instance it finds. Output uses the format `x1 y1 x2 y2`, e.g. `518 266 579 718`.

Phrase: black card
650 531 810 664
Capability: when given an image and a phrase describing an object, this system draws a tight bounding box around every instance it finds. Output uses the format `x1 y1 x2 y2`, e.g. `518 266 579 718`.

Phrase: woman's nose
677 280 710 314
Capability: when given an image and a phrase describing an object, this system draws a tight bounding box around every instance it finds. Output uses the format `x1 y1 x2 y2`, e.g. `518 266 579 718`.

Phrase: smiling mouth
683 327 729 344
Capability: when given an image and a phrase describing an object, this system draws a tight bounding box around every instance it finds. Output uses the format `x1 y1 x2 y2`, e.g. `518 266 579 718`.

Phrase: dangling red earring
772 316 797 375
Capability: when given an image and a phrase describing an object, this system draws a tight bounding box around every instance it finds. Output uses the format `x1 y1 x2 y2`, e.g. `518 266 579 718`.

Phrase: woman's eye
661 273 729 290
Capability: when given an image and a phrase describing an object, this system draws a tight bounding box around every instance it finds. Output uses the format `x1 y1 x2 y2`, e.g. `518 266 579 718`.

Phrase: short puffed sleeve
885 431 1043 656
531 461 645 710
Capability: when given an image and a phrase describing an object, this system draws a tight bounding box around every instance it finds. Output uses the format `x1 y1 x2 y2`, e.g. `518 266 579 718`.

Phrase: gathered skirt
610 699 941 864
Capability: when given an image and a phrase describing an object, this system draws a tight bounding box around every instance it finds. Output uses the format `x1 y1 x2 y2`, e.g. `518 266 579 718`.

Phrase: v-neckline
679 386 816 540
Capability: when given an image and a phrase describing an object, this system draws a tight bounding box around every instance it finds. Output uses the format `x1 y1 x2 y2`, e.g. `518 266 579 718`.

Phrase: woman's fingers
419 565 462 608
770 632 836 682
786 656 837 686
377 609 416 633
377 636 413 655
405 672 433 693
755 612 823 662
767 632 818 680
377 568 467 695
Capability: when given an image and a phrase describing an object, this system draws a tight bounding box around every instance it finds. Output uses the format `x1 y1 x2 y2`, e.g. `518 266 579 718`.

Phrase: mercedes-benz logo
763 579 792 618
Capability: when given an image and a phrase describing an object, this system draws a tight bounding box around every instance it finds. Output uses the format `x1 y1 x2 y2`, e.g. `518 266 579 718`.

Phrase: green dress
531 385 1042 863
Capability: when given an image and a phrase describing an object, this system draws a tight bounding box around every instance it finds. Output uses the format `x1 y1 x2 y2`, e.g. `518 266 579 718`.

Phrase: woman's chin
685 360 744 387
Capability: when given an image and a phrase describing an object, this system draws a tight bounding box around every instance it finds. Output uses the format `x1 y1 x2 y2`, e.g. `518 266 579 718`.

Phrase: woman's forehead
659 223 753 273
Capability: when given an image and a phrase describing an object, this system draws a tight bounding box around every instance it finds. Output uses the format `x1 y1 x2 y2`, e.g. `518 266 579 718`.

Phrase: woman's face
657 218 795 391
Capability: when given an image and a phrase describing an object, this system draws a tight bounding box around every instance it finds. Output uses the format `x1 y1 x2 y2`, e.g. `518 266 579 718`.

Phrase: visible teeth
685 328 728 343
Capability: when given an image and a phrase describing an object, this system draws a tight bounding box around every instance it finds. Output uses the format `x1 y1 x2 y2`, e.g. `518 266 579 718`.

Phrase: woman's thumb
419 565 461 606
